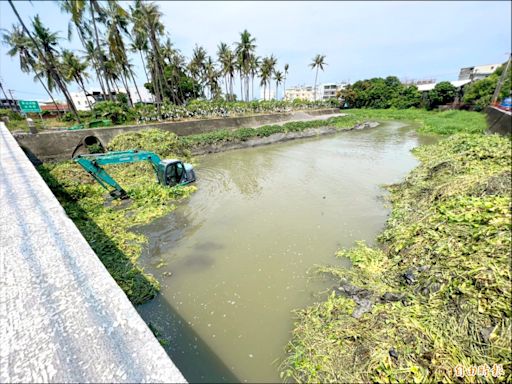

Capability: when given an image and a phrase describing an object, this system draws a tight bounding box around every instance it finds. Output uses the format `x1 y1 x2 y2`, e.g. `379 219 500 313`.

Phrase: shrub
92 101 133 125
0 109 24 121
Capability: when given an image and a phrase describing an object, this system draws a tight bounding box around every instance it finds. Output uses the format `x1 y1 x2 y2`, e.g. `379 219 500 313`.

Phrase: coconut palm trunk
251 75 255 101
139 50 150 84
121 73 133 107
76 28 106 98
76 76 93 109
314 67 319 101
90 1 113 101
239 73 243 101
36 74 62 114
129 68 143 103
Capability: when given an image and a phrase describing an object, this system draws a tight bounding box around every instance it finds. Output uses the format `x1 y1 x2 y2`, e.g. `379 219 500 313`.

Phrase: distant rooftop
417 79 471 92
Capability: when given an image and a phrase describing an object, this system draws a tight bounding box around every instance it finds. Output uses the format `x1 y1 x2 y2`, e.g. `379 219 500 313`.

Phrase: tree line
3 0 330 123
339 63 511 111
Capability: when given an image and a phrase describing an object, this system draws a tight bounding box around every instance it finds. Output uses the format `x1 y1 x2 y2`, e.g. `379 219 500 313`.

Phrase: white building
69 92 96 111
70 86 153 111
458 63 501 81
284 85 317 101
284 83 348 101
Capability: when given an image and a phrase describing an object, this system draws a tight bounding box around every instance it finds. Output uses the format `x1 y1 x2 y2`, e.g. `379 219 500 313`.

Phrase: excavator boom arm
74 150 162 199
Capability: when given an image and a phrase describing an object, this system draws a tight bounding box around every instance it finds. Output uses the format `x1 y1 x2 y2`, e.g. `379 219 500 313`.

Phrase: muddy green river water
136 121 436 382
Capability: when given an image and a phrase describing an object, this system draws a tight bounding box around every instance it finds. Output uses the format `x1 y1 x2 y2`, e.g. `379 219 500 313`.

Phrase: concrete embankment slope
486 106 512 135
0 122 186 383
13 108 340 163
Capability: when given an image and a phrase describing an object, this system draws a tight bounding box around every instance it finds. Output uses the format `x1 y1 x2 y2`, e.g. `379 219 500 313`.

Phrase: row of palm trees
3 0 328 122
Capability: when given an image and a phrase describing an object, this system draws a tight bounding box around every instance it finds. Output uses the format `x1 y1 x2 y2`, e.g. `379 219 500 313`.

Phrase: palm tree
190 45 207 97
104 0 135 106
310 54 327 101
265 55 277 99
2 24 62 113
249 55 260 101
60 49 93 109
217 44 236 101
58 0 107 98
89 0 114 101
217 42 228 95
7 1 80 120
259 58 271 101
274 70 283 100
283 63 289 99
132 0 166 107
235 29 256 102
235 52 244 101
204 56 220 100
130 33 150 84
31 14 80 118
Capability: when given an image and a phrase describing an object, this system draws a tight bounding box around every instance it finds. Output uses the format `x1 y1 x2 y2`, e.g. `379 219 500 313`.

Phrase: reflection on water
136 121 437 383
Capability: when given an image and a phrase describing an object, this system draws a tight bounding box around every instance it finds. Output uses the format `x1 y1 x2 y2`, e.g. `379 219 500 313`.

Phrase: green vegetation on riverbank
37 144 195 305
179 115 362 148
347 108 488 135
282 112 511 382
3 99 337 132
109 109 485 153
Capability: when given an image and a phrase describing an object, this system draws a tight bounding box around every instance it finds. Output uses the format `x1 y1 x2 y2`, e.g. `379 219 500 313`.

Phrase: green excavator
74 150 196 199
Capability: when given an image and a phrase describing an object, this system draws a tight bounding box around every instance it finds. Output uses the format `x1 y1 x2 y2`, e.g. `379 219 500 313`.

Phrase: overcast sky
1 1 510 101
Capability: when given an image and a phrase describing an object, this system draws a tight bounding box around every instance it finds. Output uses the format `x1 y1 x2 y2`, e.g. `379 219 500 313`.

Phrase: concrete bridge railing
0 122 186 383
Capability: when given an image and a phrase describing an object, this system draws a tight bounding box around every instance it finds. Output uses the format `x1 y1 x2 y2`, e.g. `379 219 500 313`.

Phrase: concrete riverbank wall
486 106 512 135
13 109 339 163
0 122 186 383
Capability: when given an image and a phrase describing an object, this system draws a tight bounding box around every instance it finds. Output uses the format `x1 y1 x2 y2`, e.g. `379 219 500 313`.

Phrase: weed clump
108 129 191 159
282 132 511 382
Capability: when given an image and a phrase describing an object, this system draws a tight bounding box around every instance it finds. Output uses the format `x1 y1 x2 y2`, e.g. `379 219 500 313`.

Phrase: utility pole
0 81 16 112
8 89 18 112
491 54 511 106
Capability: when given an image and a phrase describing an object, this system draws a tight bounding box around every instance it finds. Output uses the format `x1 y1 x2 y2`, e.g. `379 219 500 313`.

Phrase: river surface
136 121 436 383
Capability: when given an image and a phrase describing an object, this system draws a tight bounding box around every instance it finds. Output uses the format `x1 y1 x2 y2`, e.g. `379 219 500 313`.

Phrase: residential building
284 85 316 101
0 98 19 111
458 63 501 81
70 86 154 111
284 83 348 101
40 103 70 113
416 79 472 93
70 92 96 111
320 83 348 100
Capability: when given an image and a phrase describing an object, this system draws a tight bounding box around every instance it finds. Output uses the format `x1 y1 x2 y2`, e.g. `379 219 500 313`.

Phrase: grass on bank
346 108 488 135
281 112 511 382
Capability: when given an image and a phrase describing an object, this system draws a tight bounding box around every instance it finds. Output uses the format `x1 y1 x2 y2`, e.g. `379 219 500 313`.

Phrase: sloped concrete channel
0 122 186 383
13 108 340 163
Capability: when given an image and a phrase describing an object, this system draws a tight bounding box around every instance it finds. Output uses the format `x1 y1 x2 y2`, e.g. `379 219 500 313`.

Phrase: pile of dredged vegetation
281 112 511 382
37 130 195 305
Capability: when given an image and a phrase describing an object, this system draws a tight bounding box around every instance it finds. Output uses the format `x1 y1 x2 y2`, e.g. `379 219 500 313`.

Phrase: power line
9 89 49 96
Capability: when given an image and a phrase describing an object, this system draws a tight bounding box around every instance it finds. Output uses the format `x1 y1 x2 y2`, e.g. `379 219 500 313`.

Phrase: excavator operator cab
159 160 196 187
